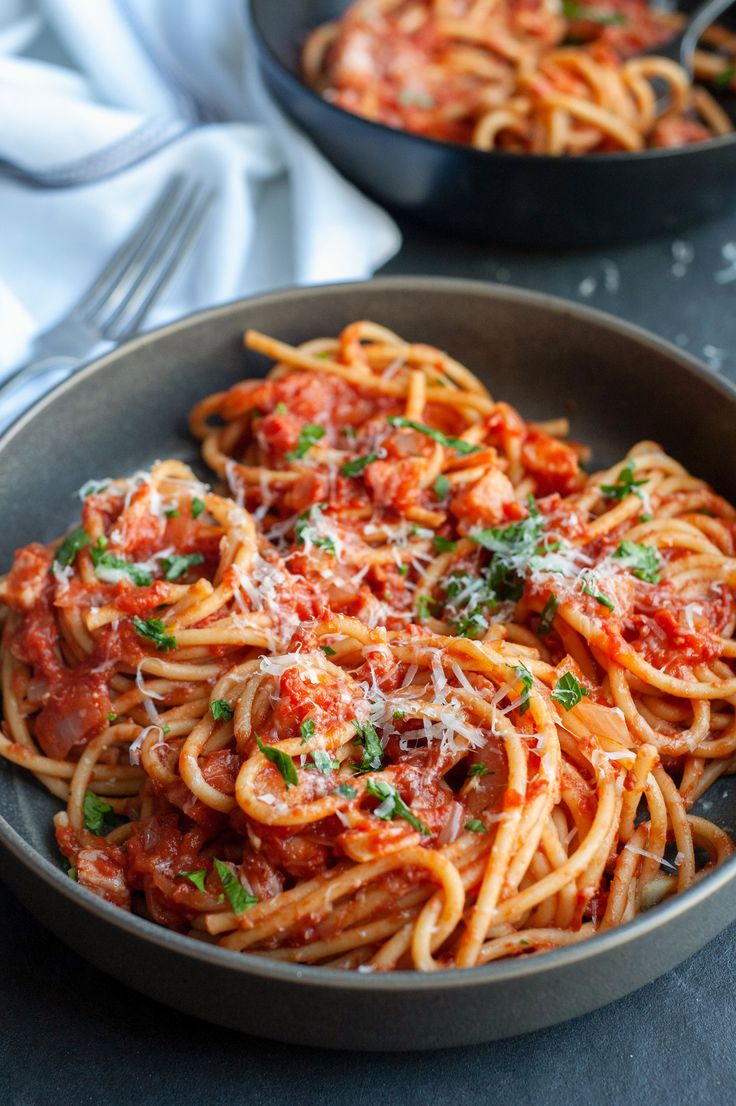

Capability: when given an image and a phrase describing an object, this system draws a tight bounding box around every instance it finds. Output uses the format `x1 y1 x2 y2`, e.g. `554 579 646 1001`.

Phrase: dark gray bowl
1 278 735 1050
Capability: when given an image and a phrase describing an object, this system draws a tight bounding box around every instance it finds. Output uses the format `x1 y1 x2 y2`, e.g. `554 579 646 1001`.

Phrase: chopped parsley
579 574 615 611
287 423 325 461
310 749 339 776
106 712 118 723
334 783 357 800
191 497 205 518
714 63 736 89
211 699 234 722
213 858 258 915
392 709 405 721
320 644 337 656
165 507 180 519
552 672 589 711
82 790 118 836
90 547 153 587
160 552 204 582
468 763 492 777
442 570 498 639
613 540 661 584
470 506 545 600
256 736 298 787
514 663 534 715
537 594 559 637
600 461 647 501
300 718 316 743
341 453 379 478
562 1 627 23
433 535 457 554
352 719 384 774
416 594 437 622
434 474 450 499
55 526 90 567
294 504 336 556
387 416 481 456
133 616 177 652
178 869 207 893
398 564 409 577
465 819 488 833
274 402 287 414
365 778 430 835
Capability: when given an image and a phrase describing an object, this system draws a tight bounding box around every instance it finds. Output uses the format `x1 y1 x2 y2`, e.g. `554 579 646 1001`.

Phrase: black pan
248 0 736 246
1 278 736 1050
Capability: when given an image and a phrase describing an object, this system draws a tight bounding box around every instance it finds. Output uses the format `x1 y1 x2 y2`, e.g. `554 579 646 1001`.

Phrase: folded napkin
0 0 401 428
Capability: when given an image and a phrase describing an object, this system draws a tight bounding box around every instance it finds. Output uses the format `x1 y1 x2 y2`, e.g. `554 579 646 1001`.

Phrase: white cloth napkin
0 0 401 428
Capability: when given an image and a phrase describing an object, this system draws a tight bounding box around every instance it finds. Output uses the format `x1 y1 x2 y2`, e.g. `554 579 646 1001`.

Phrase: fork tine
101 183 214 342
74 175 187 322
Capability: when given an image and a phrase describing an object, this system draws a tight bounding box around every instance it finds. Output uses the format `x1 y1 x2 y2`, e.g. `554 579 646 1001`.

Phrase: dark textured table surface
3 207 736 1106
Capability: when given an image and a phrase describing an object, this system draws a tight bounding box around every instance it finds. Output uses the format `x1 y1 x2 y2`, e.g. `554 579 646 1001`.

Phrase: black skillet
248 0 736 246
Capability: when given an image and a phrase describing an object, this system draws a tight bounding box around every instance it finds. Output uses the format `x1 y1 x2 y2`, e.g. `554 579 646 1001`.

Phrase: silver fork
0 174 215 412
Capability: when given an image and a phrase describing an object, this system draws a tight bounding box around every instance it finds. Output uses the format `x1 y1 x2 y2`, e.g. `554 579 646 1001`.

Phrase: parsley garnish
132 616 177 652
165 507 179 519
178 869 207 893
334 783 357 799
320 644 337 656
211 699 234 722
600 462 647 501
392 709 405 721
514 663 534 715
434 474 450 499
433 536 457 553
106 712 118 723
90 547 153 587
465 819 488 833
715 63 736 89
55 527 90 567
82 790 118 836
365 778 430 835
416 594 437 621
398 564 409 577
341 453 379 478
191 497 205 518
160 552 204 582
562 1 627 23
256 736 298 787
213 859 258 915
579 575 615 611
300 719 316 743
387 416 481 455
468 763 491 777
352 719 384 773
310 749 338 775
294 504 336 556
287 424 325 461
537 594 559 637
613 540 661 584
274 402 287 414
552 672 589 711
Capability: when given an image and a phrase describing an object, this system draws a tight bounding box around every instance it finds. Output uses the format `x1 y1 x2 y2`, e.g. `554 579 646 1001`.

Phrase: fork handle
0 355 80 418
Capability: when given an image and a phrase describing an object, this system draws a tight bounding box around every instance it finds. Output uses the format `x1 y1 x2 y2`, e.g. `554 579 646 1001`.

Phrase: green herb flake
465 819 488 833
714 63 736 89
562 1 627 23
416 594 437 622
537 594 559 637
191 497 205 519
352 719 384 774
106 712 118 723
612 540 661 584
256 736 298 788
388 416 481 456
552 672 590 712
213 858 258 915
300 718 316 743
600 461 648 502
334 783 358 800
398 564 409 577
514 663 534 715
55 526 90 567
160 552 205 582
90 547 153 587
341 452 380 478
294 504 336 556
211 699 234 722
579 575 615 611
287 423 326 462
310 749 339 776
434 474 450 499
178 869 208 893
468 763 491 777
365 778 430 836
274 402 287 414
320 644 337 656
132 616 177 652
165 507 180 519
82 790 118 836
392 709 405 721
433 535 457 554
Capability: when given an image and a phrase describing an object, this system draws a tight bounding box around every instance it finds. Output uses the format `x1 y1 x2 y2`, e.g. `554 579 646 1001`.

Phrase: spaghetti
1 321 735 973
303 0 736 154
